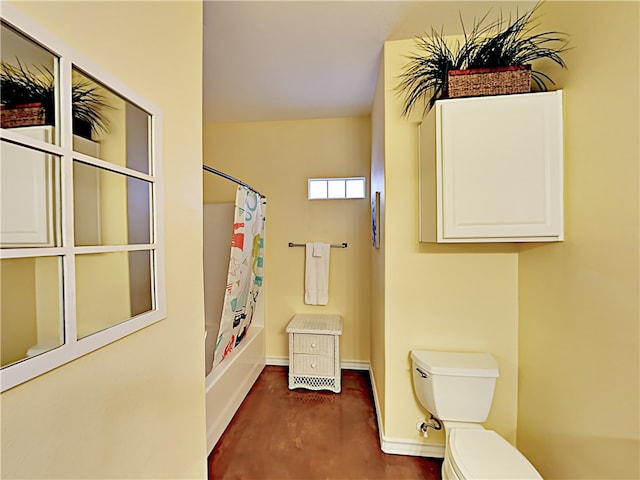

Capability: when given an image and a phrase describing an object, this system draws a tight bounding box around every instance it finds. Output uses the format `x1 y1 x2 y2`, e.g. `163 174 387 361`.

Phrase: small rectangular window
346 178 365 199
308 177 366 200
308 179 328 200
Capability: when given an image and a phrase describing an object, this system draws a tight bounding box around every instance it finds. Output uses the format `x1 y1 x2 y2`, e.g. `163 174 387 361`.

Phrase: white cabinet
286 314 343 393
419 91 563 243
0 126 57 247
1 126 101 248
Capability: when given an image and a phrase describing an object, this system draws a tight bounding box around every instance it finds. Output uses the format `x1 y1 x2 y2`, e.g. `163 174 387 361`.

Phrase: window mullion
150 114 166 316
62 252 77 345
58 57 77 346
73 150 156 183
59 57 73 152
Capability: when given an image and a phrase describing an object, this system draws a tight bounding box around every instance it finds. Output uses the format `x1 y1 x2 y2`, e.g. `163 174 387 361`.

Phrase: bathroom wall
370 58 387 429
0 258 37 365
517 2 640 479
371 37 520 452
203 117 372 364
1 2 207 478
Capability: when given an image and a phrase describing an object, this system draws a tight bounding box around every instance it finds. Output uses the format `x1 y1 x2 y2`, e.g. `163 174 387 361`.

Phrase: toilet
411 350 542 480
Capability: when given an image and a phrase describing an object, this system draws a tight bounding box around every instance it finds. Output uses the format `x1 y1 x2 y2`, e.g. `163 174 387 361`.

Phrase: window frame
0 4 166 392
308 176 367 200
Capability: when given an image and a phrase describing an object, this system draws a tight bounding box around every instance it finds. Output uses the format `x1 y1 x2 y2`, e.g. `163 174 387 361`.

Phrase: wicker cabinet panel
286 314 343 393
292 354 334 376
293 333 334 355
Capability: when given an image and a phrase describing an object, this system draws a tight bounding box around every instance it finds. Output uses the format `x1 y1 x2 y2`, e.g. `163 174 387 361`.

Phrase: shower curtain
212 185 266 370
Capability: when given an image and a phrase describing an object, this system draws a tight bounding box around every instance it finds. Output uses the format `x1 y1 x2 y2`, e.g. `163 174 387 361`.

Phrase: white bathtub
205 323 265 453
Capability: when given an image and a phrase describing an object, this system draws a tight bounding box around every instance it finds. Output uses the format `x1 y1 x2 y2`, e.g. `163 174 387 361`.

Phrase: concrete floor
208 365 442 479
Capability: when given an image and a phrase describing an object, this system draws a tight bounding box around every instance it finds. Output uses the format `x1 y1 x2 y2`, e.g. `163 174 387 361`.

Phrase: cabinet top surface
433 89 562 110
286 314 343 335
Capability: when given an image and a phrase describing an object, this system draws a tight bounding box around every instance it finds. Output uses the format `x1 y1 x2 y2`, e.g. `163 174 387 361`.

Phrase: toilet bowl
443 426 542 480
411 350 542 480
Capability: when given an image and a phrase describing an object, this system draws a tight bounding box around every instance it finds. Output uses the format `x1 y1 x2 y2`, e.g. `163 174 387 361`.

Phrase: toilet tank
411 350 499 422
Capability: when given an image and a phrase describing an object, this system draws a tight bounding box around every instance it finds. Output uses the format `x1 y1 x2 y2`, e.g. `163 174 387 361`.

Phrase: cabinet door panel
428 92 563 242
0 127 57 247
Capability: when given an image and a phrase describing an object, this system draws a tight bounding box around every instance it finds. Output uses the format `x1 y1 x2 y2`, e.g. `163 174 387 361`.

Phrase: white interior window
0 5 166 392
346 178 366 198
308 177 366 200
327 180 345 199
308 179 328 199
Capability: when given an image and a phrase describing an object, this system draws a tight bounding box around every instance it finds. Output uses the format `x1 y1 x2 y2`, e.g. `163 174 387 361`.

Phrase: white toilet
411 350 542 480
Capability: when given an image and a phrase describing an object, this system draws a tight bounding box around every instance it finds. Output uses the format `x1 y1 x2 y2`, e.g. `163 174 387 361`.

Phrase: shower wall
203 203 234 375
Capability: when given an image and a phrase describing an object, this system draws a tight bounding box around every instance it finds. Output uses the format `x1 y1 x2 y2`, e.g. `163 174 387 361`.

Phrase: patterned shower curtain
212 186 266 369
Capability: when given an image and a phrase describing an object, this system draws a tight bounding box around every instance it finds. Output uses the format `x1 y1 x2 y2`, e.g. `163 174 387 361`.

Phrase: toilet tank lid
411 350 499 377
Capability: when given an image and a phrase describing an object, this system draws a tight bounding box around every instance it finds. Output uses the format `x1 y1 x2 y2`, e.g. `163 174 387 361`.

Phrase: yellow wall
1 2 207 479
203 118 372 363
0 258 37 366
370 58 387 427
1 256 62 367
75 252 132 338
376 38 520 449
34 256 61 345
517 2 640 479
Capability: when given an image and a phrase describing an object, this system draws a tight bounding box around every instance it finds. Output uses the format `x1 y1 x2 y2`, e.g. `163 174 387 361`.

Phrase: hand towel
305 242 330 305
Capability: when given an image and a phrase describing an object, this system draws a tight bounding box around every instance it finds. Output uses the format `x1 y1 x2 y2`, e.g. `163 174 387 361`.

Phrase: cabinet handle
311 343 316 348
311 364 316 368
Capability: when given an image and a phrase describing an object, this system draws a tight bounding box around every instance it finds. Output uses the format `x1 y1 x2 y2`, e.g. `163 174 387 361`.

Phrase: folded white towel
305 242 330 305
312 242 324 257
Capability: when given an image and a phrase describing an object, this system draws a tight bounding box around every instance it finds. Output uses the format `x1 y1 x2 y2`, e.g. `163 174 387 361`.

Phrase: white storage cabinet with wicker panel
286 314 343 393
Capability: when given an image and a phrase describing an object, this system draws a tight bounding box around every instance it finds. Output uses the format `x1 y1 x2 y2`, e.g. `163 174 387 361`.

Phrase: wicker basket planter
0 103 47 128
447 65 531 99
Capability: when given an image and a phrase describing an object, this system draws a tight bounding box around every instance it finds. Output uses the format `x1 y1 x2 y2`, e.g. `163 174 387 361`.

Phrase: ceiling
202 1 535 123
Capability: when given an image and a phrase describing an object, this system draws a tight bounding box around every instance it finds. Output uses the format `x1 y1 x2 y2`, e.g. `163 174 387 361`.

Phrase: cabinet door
0 126 56 247
420 91 563 243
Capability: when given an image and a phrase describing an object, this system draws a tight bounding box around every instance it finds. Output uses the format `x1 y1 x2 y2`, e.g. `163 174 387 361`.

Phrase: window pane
72 67 150 174
0 256 63 367
346 178 365 198
1 140 60 248
75 250 153 339
73 161 151 246
1 22 59 145
308 179 327 199
327 179 345 199
129 250 153 317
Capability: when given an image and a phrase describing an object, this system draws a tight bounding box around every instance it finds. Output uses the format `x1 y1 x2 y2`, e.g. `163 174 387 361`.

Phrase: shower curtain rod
203 165 265 198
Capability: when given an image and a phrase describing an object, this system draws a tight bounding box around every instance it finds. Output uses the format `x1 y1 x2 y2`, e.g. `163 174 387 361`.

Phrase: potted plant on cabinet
397 4 570 118
0 60 110 139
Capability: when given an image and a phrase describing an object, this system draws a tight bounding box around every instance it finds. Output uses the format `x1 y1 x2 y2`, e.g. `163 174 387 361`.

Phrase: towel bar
288 242 347 248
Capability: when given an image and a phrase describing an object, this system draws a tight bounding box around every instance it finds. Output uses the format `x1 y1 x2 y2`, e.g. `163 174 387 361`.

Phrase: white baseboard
266 356 288 366
266 357 369 371
381 436 445 458
368 366 386 449
369 367 444 459
341 359 370 371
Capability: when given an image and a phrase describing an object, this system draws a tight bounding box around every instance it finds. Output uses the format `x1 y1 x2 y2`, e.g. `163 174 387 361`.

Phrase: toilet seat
449 429 542 479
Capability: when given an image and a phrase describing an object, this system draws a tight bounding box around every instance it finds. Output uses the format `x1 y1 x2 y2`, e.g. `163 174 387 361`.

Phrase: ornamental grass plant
398 4 570 117
1 60 111 136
